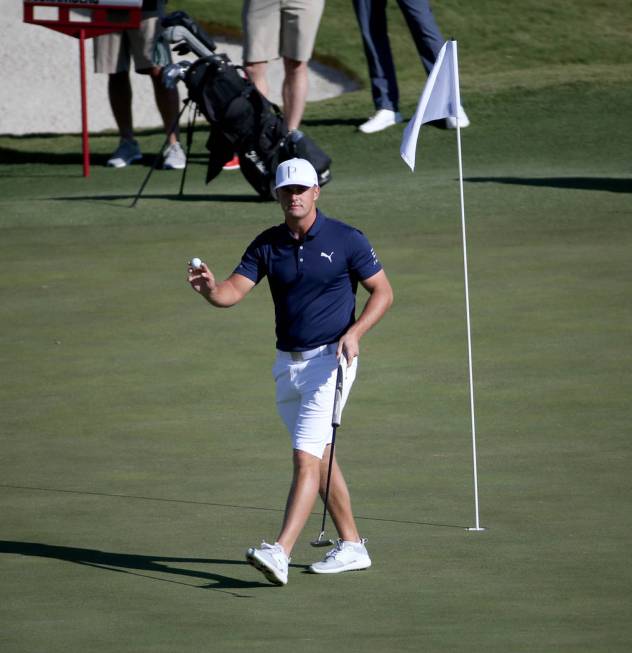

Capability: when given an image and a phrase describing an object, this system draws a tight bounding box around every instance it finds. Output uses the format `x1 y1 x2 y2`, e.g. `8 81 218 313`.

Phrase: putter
311 358 345 547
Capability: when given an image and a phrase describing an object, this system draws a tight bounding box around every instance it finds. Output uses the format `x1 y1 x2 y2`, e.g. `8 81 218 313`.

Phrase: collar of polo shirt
283 209 326 241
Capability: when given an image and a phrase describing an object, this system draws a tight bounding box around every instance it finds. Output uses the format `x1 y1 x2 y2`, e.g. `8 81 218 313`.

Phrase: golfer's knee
292 449 320 474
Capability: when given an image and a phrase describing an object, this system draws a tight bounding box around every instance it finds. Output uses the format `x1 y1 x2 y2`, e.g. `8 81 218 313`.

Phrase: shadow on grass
465 176 632 193
52 193 265 204
1 148 110 166
0 540 299 596
0 148 210 167
301 117 365 128
301 117 450 129
1 484 467 530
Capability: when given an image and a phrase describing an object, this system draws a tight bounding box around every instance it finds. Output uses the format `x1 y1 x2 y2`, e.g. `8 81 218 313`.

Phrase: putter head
310 532 334 548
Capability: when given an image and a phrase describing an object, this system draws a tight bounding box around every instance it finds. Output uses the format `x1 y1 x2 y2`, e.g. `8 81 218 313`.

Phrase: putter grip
331 363 344 427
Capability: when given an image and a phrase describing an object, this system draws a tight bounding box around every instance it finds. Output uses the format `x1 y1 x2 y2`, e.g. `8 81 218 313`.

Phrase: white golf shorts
273 344 357 459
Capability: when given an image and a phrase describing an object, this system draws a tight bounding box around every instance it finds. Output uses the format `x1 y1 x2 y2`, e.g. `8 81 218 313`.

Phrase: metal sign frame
23 1 144 176
23 0 142 39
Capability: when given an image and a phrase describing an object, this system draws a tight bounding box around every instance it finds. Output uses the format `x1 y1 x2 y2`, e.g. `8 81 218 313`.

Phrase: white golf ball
191 257 202 269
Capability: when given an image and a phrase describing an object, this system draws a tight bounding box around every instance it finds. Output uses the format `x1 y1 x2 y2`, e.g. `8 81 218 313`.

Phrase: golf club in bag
134 11 332 204
311 359 345 548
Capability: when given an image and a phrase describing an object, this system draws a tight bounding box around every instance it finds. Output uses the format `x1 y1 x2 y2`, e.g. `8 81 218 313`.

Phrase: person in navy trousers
353 0 470 133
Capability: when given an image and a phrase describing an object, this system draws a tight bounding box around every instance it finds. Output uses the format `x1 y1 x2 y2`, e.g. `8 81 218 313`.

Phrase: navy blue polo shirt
234 209 382 351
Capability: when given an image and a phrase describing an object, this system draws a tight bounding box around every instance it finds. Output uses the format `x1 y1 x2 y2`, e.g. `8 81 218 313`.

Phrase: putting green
1 1 631 651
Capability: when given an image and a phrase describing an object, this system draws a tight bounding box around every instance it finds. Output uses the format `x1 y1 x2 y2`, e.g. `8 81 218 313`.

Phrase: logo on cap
275 158 318 190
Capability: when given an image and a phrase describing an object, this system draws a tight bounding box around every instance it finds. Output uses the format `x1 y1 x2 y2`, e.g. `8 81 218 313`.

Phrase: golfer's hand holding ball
188 257 216 299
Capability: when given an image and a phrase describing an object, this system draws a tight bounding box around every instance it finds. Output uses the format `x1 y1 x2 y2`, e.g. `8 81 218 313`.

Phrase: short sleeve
347 228 383 280
233 238 267 284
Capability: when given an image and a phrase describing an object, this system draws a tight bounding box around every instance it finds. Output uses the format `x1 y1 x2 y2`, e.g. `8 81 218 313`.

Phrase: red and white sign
24 0 142 38
23 1 144 176
24 0 143 38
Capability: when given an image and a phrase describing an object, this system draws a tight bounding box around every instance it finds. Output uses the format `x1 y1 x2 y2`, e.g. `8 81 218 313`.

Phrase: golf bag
161 12 332 199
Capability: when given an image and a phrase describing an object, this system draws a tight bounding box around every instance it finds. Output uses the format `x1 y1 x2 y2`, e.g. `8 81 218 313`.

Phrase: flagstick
400 40 485 531
451 41 484 532
455 125 484 532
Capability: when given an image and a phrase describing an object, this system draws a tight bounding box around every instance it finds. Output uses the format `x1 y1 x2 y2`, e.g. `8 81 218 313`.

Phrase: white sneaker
246 542 289 586
107 139 142 168
445 105 470 129
309 538 371 574
162 141 187 170
358 109 403 134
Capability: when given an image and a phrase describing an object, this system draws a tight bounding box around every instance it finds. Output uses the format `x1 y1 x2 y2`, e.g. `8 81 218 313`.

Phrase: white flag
400 40 461 171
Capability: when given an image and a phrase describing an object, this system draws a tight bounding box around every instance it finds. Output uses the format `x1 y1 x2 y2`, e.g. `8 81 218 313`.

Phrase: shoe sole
358 124 395 134
107 154 142 168
246 549 287 586
309 559 372 574
358 121 402 134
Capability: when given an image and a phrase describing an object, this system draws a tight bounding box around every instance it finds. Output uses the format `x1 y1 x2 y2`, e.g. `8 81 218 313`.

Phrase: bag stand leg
130 98 191 208
178 105 198 197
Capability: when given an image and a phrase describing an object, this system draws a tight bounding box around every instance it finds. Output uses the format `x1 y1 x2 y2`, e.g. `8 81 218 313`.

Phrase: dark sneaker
107 139 142 168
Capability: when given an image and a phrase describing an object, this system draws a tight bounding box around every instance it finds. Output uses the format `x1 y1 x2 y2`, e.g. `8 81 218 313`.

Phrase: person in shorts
187 158 393 585
93 0 185 169
242 0 325 131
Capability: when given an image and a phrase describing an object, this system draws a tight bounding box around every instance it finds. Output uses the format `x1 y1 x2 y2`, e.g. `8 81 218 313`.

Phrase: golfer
188 158 393 586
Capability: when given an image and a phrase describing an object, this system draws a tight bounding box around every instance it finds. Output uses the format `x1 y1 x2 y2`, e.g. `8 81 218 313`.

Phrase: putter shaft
310 362 345 548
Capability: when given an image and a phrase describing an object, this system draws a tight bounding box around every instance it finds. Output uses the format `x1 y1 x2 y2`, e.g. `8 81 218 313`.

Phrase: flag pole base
466 527 486 532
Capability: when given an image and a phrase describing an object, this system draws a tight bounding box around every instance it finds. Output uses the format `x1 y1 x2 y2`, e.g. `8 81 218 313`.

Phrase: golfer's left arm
337 269 393 364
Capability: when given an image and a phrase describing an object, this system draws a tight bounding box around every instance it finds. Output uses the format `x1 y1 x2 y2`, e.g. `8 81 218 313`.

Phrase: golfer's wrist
345 324 364 342
202 283 218 302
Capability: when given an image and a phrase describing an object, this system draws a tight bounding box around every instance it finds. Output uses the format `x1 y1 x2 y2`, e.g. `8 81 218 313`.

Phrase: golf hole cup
191 257 203 270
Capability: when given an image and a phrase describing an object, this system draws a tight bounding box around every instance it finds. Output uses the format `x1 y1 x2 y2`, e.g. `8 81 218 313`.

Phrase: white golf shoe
358 109 403 134
445 105 470 129
309 538 371 574
246 542 289 586
162 141 187 169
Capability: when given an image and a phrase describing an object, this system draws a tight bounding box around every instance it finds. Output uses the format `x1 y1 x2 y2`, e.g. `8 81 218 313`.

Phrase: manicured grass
1 2 631 652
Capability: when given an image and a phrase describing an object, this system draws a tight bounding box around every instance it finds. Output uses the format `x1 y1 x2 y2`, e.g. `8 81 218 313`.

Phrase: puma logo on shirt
320 251 334 263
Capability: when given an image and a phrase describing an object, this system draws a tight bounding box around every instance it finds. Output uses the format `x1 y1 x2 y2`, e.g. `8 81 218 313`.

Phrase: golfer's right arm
188 264 255 307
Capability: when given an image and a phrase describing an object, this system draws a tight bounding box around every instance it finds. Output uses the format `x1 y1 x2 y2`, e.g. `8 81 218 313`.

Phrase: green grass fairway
1 2 632 652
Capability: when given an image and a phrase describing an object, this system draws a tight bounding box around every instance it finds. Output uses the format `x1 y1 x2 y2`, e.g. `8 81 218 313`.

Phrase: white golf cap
275 158 319 190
